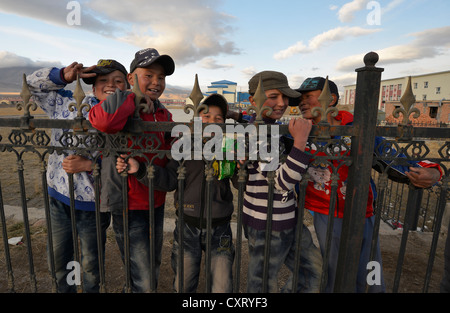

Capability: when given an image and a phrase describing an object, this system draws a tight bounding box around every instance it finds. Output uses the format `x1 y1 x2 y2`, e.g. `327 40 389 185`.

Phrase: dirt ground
0 105 448 293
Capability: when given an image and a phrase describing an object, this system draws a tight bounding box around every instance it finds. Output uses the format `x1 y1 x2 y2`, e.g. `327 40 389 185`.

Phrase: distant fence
0 52 449 293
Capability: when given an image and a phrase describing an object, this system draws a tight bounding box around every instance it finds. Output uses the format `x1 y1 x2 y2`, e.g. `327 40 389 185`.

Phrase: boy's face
299 89 337 124
199 105 224 123
93 70 127 101
128 63 166 101
250 89 288 120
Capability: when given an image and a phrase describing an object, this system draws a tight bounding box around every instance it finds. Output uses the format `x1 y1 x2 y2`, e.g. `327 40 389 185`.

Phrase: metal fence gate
0 52 449 293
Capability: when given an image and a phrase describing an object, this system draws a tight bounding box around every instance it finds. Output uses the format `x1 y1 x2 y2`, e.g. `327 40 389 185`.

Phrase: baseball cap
248 71 301 99
296 77 339 95
129 48 175 76
201 93 228 119
82 59 128 85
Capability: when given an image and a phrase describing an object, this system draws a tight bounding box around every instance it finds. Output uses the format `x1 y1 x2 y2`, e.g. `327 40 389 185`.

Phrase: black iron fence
0 52 449 293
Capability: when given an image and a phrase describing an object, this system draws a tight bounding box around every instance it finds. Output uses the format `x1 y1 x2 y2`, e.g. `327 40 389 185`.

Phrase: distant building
185 80 251 110
343 70 450 124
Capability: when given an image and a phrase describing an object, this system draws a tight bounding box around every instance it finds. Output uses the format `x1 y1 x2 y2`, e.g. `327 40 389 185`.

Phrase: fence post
334 52 384 292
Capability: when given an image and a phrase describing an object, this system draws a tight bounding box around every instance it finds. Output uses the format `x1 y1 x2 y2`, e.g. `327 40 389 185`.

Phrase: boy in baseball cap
127 48 175 101
89 48 175 292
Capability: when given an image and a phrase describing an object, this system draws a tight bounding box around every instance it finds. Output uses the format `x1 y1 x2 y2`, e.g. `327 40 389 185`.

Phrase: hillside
0 66 190 99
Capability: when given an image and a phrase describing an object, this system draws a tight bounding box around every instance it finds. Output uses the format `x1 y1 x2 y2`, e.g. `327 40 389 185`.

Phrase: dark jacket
135 159 235 228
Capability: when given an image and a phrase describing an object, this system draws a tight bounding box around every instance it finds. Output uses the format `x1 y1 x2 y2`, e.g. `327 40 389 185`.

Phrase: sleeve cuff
49 67 69 86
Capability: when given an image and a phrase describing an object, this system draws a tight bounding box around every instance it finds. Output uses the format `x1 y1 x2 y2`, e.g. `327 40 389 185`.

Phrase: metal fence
0 52 449 293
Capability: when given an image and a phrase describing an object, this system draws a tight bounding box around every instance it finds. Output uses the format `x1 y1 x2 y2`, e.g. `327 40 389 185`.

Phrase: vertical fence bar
93 161 106 293
40 157 57 293
67 172 81 292
17 156 37 292
334 52 384 292
121 170 131 293
0 180 15 292
320 172 339 293
204 162 214 293
233 164 246 292
147 163 157 293
176 162 186 293
262 171 275 293
423 179 448 292
291 173 309 292
392 184 422 292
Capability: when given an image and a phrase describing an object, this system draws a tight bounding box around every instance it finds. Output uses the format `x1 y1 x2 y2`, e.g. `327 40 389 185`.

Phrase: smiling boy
27 59 128 292
242 71 322 293
89 48 175 292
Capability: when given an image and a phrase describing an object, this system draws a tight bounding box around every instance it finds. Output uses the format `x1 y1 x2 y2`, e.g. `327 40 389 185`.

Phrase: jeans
244 224 322 293
112 206 164 293
47 197 111 293
171 220 235 293
313 212 386 293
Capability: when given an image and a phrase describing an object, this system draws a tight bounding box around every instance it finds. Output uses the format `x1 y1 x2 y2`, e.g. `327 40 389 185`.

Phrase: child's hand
62 155 92 173
116 154 139 174
405 167 441 188
63 62 96 84
288 118 312 151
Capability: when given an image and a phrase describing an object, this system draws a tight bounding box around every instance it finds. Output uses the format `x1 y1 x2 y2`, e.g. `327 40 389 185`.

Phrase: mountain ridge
0 66 190 100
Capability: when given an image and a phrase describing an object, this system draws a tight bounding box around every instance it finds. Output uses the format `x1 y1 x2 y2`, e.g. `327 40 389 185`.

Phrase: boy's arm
26 67 73 116
88 89 135 134
133 159 178 192
254 146 310 192
373 136 442 187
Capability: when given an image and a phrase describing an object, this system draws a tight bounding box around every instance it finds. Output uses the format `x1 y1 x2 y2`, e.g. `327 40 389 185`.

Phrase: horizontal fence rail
0 52 449 293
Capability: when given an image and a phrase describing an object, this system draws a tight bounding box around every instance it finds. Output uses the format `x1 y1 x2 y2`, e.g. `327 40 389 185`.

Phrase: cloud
274 26 381 60
199 58 233 70
338 0 368 23
241 67 257 80
336 26 450 72
0 0 240 66
0 0 117 35
87 0 240 65
0 51 62 68
337 0 406 23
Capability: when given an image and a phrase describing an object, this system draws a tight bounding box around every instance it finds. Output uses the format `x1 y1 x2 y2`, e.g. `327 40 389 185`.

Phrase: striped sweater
242 146 311 231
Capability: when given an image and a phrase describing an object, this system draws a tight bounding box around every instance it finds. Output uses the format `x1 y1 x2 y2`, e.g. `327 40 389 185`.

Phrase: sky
0 0 450 94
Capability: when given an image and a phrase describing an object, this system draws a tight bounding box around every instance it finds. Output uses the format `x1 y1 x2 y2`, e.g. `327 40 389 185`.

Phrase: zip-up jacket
303 110 442 218
134 159 234 228
88 89 172 212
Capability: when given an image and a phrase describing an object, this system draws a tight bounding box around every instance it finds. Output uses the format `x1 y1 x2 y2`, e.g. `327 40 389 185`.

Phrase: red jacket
304 111 442 218
89 91 172 210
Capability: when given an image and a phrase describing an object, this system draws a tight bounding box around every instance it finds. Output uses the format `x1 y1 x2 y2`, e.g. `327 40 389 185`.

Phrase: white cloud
382 0 405 15
0 0 117 35
87 0 240 65
0 51 62 68
338 0 368 23
0 0 240 66
199 58 233 70
241 66 257 80
274 26 381 60
336 26 450 71
337 0 406 23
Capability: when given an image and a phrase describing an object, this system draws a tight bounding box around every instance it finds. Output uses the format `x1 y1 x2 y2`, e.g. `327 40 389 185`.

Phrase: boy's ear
330 94 338 107
249 95 255 105
127 73 134 87
328 93 337 107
